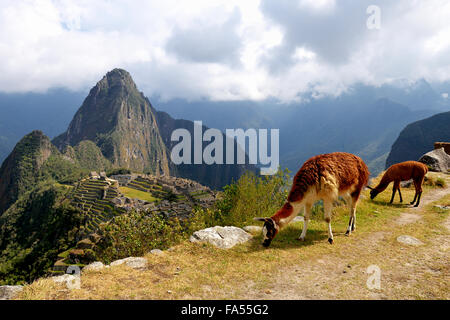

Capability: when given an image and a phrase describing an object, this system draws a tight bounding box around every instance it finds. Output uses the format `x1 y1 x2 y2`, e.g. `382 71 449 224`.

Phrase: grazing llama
367 161 428 207
255 152 370 247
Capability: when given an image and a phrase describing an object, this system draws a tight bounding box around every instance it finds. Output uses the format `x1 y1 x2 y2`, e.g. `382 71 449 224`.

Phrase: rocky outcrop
82 261 105 272
396 235 424 246
419 148 450 172
53 69 170 176
0 285 23 300
434 142 450 155
190 226 252 249
110 257 147 270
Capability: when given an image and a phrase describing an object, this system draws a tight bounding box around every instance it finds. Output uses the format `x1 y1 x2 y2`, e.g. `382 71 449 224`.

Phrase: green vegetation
94 210 202 263
119 186 158 202
0 183 84 285
195 168 291 227
92 169 291 263
106 167 131 176
73 140 111 171
424 175 447 188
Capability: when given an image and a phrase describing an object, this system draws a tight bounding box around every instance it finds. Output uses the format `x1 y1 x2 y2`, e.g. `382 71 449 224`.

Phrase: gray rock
434 205 449 210
397 235 424 246
190 226 252 249
0 285 23 300
82 261 105 272
150 249 164 255
291 216 304 223
419 148 450 172
401 179 413 188
52 274 78 284
243 226 262 233
110 257 147 269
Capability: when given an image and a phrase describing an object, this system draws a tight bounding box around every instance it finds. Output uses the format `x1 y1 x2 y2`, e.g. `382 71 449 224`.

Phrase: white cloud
0 0 449 102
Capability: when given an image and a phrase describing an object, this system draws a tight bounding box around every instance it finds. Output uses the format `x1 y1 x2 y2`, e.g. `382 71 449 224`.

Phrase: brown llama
367 161 428 207
255 152 370 247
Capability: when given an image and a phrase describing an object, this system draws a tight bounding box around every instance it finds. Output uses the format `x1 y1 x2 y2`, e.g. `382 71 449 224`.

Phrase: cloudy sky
0 0 449 102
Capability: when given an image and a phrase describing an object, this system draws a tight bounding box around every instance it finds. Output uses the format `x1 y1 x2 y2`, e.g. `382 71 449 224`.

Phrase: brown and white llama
367 161 428 207
255 152 370 247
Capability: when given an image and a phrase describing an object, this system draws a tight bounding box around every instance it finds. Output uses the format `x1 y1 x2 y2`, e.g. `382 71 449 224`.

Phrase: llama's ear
253 217 267 222
366 186 374 190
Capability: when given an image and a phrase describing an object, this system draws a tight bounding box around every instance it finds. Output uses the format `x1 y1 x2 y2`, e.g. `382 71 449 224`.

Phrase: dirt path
241 185 450 300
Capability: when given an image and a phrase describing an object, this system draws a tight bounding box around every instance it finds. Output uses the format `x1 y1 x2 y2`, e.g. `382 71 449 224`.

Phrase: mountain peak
52 70 170 175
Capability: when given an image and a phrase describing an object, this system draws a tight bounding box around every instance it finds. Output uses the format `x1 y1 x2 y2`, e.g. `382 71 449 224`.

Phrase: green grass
119 187 158 202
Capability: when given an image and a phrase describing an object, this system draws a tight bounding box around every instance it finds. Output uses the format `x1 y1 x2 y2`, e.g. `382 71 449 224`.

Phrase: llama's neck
375 175 392 192
271 201 303 228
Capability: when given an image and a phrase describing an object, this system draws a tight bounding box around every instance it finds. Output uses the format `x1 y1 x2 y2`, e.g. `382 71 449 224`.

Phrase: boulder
291 216 304 223
52 274 79 284
396 235 424 246
83 261 105 272
150 249 164 256
110 257 147 269
0 285 23 300
190 226 252 249
243 226 262 234
419 148 450 172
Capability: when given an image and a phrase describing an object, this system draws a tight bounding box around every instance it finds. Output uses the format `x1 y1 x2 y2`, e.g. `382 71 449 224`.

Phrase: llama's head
367 186 379 199
254 217 279 247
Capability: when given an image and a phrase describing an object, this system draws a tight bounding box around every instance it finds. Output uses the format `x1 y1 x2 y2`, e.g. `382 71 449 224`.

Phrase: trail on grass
237 184 450 300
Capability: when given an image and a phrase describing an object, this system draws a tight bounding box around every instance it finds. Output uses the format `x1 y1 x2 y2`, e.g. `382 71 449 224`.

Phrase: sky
0 0 450 102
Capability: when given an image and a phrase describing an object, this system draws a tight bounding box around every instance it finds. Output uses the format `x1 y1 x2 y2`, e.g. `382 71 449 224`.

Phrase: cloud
0 0 449 103
166 7 242 66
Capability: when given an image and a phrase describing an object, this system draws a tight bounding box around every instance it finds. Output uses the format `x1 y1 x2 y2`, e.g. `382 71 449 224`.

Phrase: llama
255 152 370 247
367 161 428 207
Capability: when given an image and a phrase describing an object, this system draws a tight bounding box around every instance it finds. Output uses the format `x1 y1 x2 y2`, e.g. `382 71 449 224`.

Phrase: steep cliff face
386 111 450 168
0 130 55 214
155 111 255 189
53 69 170 175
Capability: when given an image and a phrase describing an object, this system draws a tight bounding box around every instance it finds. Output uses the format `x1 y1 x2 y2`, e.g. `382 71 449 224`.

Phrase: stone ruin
434 142 450 155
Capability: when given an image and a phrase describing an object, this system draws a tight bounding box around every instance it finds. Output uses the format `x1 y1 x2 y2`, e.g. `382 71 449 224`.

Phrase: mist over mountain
0 90 85 164
155 79 445 176
0 76 448 180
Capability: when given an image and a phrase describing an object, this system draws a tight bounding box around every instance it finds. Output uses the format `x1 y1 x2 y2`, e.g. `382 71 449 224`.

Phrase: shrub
106 168 131 176
94 211 186 263
424 175 447 188
196 168 291 228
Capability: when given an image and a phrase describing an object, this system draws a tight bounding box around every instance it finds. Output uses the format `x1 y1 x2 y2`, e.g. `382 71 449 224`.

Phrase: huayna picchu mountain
53 69 170 176
53 68 254 189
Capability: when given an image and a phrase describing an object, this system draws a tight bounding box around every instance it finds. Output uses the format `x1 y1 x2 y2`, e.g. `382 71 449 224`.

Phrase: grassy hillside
15 171 449 299
0 183 83 285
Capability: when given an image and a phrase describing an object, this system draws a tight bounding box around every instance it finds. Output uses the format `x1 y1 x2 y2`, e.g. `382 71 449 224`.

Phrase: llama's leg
414 177 424 207
345 201 357 236
389 183 397 204
397 183 403 203
298 202 312 241
414 192 422 207
346 193 359 235
324 200 334 244
410 190 418 205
